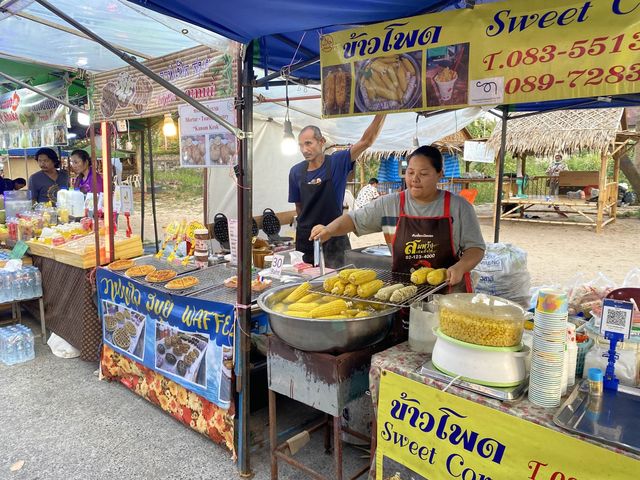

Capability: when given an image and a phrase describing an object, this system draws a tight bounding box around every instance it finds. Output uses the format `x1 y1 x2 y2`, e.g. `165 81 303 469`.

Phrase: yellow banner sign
377 370 638 480
320 0 640 117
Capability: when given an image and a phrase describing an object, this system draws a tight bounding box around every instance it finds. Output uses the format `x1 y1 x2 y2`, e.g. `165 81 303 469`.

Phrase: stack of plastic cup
528 289 568 408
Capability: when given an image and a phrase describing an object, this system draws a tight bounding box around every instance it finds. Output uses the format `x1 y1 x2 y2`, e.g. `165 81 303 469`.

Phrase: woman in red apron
310 146 485 291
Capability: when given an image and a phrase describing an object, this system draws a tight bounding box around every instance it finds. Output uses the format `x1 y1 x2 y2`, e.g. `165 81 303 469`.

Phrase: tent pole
90 124 100 268
0 71 88 115
34 0 243 139
146 119 159 251
140 130 146 243
493 109 508 243
236 41 254 477
101 122 115 262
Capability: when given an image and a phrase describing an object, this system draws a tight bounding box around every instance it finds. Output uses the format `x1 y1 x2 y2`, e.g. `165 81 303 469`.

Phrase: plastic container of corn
438 293 526 347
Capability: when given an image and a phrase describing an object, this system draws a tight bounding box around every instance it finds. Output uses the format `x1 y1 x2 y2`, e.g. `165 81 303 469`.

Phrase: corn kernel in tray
439 308 523 347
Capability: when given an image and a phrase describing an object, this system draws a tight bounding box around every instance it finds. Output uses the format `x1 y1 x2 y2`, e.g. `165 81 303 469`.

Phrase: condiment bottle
588 368 603 397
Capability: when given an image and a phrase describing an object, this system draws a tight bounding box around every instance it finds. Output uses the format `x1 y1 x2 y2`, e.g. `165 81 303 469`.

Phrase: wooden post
596 151 607 233
611 151 620 223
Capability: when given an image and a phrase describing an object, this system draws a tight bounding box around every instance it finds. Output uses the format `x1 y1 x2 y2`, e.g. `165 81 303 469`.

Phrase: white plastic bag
47 333 81 359
623 268 640 288
472 243 531 307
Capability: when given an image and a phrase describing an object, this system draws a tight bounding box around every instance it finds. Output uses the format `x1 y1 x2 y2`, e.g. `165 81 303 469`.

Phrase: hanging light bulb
281 118 298 155
280 76 298 155
412 113 420 147
162 113 177 137
77 111 91 126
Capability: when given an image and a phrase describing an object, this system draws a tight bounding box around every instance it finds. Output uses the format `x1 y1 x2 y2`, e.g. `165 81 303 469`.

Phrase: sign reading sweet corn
377 370 639 480
319 0 640 117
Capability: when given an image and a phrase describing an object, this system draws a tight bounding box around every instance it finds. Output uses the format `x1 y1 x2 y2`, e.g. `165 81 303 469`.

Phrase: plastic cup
435 72 458 101
536 289 568 315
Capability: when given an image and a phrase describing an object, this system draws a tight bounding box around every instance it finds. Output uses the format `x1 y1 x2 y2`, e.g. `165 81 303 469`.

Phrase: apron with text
296 155 350 268
391 190 472 293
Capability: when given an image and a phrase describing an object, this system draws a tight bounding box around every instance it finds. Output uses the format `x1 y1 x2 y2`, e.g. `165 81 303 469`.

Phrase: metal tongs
313 239 325 276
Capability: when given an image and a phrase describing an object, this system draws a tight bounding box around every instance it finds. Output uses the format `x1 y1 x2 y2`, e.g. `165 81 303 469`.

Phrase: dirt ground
128 196 640 289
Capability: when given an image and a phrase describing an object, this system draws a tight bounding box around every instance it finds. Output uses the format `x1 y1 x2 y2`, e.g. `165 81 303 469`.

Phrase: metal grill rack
193 275 288 304
309 268 448 308
151 263 239 296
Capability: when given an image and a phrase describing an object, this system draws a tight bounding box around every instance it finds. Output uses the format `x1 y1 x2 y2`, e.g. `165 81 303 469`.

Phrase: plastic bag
623 268 640 288
472 243 531 307
583 340 638 387
567 272 616 316
47 332 81 359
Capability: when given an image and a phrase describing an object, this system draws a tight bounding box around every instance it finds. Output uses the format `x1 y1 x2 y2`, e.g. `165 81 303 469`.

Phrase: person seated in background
546 153 567 196
355 177 381 209
0 177 26 194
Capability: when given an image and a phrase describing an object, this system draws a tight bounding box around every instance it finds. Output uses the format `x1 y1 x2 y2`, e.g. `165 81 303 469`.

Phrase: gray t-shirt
348 190 485 256
28 170 70 203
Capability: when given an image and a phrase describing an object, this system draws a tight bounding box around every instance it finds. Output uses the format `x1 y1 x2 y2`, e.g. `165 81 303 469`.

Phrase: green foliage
146 167 203 200
466 117 497 139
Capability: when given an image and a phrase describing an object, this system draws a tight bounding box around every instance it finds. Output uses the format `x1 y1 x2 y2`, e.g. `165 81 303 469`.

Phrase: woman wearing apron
310 145 485 291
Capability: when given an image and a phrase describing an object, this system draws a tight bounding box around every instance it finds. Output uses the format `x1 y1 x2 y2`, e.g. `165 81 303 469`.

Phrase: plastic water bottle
34 268 43 297
0 325 35 365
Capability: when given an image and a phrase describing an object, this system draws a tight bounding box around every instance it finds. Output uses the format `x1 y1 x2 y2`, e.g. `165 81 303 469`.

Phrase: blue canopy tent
120 1 640 476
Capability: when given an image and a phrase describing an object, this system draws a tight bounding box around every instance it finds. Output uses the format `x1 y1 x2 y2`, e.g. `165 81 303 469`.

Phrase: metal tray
418 361 527 402
553 380 640 455
311 268 447 307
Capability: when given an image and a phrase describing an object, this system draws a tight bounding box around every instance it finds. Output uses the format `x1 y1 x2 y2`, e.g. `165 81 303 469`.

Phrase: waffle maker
261 208 292 244
212 212 230 251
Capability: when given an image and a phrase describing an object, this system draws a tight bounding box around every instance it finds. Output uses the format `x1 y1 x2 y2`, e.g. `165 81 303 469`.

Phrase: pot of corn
257 281 398 353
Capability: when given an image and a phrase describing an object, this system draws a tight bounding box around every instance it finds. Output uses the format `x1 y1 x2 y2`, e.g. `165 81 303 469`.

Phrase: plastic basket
575 337 594 378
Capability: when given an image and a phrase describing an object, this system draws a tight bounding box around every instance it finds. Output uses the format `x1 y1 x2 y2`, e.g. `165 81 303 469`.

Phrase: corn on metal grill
310 268 447 308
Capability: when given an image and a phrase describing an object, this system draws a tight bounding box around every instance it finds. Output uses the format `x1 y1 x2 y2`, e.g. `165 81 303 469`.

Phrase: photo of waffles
100 81 118 119
125 264 156 278
112 328 131 351
107 259 135 271
101 300 146 360
155 322 209 387
165 276 200 290
145 269 177 283
124 321 137 337
105 315 118 333
131 77 153 115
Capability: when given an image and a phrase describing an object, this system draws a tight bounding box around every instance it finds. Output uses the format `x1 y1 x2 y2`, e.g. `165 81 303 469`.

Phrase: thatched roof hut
487 108 626 157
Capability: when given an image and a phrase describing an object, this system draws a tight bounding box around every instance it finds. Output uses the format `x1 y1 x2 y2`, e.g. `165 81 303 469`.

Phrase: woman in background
70 149 103 194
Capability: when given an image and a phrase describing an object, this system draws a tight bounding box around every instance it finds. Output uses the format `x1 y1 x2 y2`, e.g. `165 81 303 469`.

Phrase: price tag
600 298 633 338
10 240 28 259
228 219 238 265
270 254 285 278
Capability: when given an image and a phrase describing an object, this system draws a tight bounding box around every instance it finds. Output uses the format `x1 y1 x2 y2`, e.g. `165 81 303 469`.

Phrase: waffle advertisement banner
376 370 639 480
97 268 234 410
319 0 640 117
90 45 236 122
0 79 68 149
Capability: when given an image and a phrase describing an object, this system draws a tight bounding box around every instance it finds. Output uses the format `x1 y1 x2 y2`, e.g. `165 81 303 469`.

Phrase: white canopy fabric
206 89 485 222
0 0 231 71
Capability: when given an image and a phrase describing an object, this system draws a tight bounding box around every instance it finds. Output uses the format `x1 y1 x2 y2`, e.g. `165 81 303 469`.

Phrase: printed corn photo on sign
319 0 640 117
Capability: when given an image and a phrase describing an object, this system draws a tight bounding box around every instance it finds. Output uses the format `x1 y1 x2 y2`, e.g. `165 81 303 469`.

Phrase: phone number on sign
505 64 640 94
484 33 640 71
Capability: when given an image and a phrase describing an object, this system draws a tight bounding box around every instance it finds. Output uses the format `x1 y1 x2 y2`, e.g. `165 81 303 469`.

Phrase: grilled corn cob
357 279 384 298
427 268 448 286
374 283 405 301
348 269 377 285
320 295 337 303
284 282 311 303
285 310 312 318
298 293 322 304
323 276 341 292
287 302 320 312
343 309 361 317
343 283 358 297
338 268 358 281
410 267 434 285
331 280 347 295
389 285 417 303
310 299 349 318
324 314 349 319
355 311 371 318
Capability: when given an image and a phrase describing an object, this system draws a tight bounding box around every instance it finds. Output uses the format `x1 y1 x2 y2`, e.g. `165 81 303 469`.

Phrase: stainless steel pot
257 282 397 353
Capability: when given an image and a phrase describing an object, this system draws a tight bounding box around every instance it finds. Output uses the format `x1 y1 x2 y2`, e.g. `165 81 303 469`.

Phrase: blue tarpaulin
127 0 640 110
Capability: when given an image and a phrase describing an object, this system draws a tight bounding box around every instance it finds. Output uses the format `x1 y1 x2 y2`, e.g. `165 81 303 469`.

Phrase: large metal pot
257 282 397 353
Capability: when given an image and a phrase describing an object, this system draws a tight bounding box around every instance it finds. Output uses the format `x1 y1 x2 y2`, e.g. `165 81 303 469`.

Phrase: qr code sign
605 309 627 328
